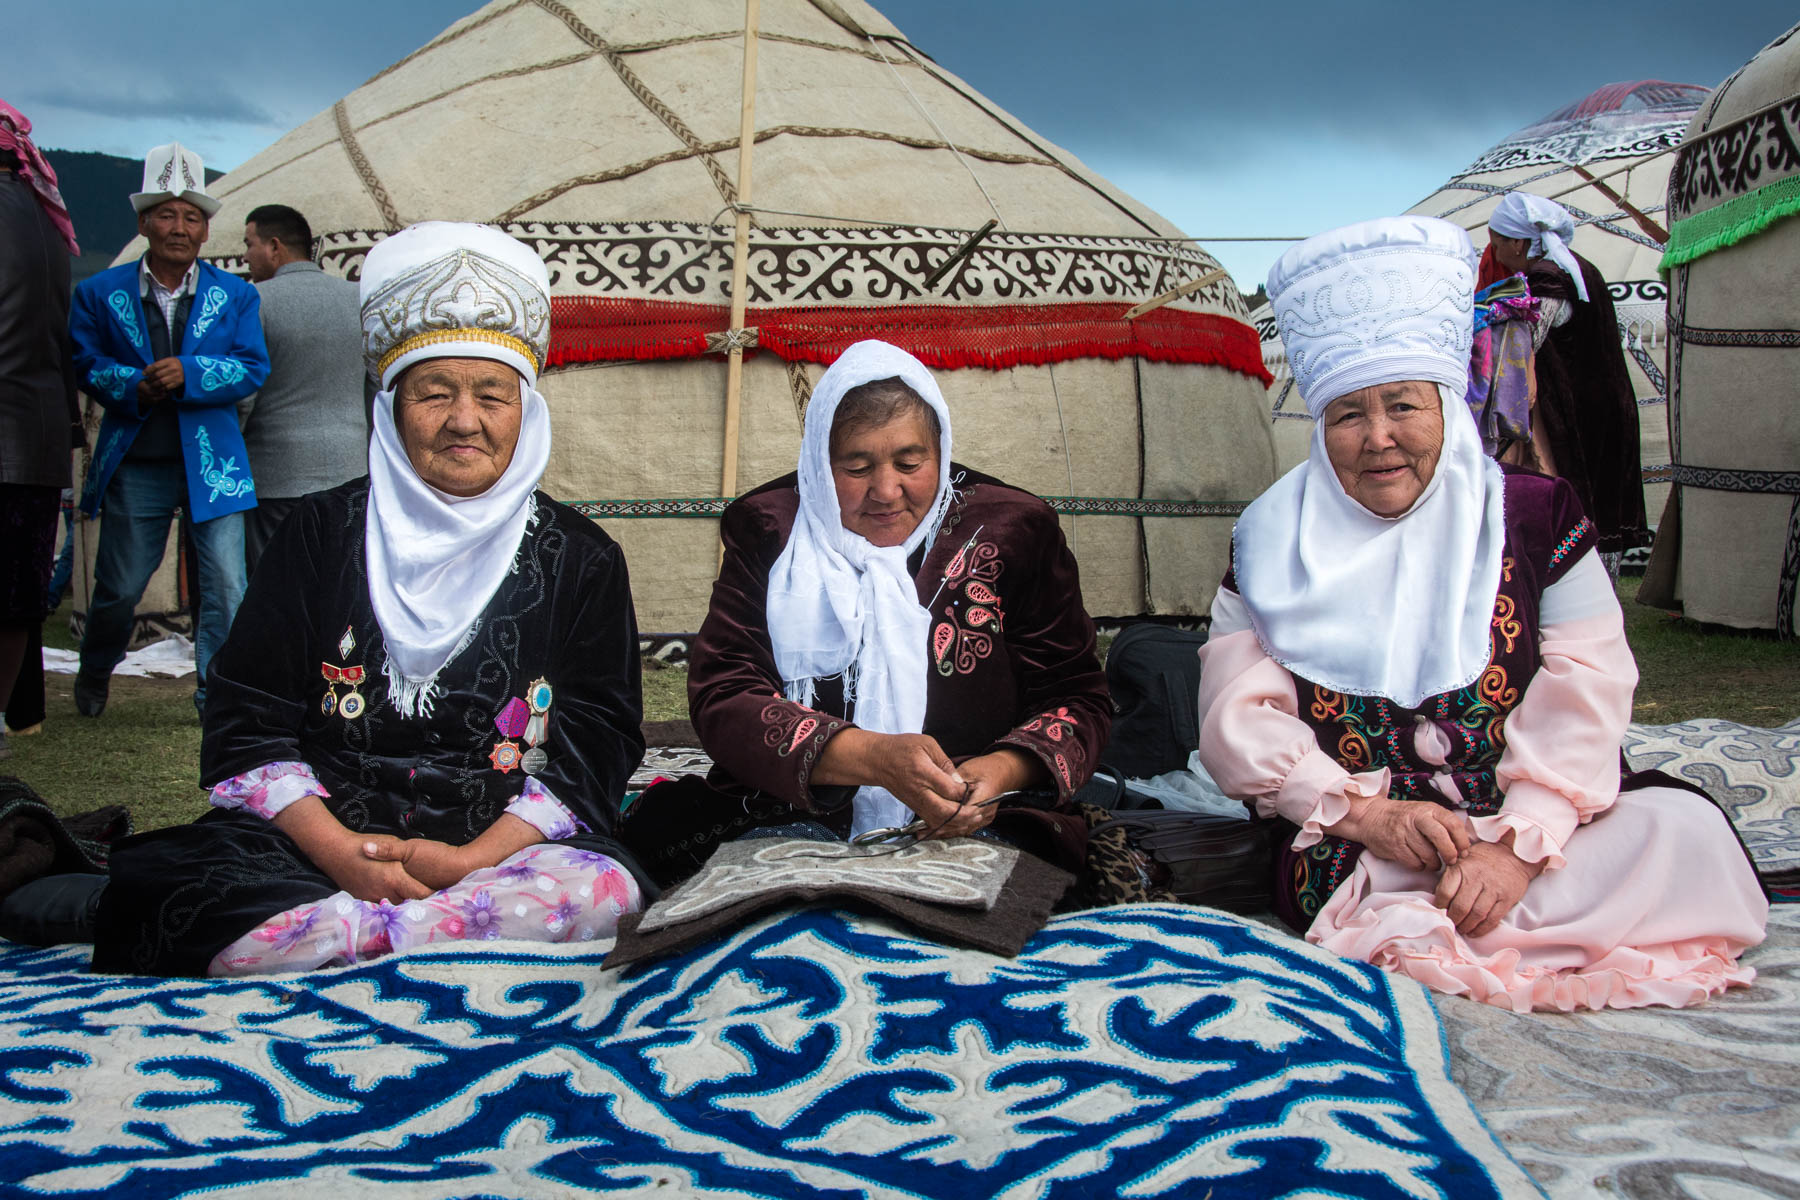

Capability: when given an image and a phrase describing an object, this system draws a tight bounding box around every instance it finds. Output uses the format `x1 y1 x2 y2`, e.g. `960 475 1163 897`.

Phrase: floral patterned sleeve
209 761 331 821
505 776 589 841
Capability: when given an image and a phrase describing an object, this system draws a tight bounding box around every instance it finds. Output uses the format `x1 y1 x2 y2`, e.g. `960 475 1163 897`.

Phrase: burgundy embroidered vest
1287 470 1594 813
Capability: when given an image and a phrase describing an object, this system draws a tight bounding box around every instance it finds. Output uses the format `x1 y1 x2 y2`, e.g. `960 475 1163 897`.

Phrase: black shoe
0 873 107 946
73 671 109 717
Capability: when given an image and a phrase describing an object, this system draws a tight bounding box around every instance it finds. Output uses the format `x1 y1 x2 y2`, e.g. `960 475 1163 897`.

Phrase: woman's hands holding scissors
816 734 1043 840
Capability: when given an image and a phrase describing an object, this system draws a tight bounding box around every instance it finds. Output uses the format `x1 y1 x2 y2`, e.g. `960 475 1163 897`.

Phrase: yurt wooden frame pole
720 0 761 503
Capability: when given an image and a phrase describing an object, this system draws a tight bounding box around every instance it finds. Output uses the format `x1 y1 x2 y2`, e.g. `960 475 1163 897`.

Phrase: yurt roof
118 0 1247 326
120 0 1268 385
1684 22 1800 133
1409 78 1706 288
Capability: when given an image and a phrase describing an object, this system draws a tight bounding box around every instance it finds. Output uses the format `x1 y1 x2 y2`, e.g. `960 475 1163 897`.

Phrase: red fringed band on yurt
547 296 1272 381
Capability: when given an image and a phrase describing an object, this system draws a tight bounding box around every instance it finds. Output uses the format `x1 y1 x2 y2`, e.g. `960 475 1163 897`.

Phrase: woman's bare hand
1433 841 1542 937
917 749 1038 839
311 830 435 904
360 836 470 892
1332 796 1470 870
816 729 965 810
274 795 433 904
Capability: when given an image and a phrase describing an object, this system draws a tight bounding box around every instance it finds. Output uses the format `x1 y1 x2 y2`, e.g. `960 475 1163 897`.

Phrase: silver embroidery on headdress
361 247 551 384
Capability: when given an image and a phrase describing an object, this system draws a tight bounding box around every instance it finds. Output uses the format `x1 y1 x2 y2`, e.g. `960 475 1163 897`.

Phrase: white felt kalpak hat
359 221 552 391
1267 215 1476 416
129 142 220 218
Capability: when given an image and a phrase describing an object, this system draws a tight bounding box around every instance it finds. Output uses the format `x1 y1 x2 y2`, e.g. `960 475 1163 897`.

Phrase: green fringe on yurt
1660 172 1800 272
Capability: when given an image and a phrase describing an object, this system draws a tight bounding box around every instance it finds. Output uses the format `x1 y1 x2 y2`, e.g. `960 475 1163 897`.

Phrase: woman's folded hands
1432 840 1543 937
1327 794 1543 936
1329 794 1470 871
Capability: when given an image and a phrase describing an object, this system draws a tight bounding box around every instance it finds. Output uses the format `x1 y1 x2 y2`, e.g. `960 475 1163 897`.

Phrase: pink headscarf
0 100 79 254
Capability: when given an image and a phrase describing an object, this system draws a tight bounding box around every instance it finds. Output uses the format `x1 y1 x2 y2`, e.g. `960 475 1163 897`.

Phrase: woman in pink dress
1197 216 1766 1013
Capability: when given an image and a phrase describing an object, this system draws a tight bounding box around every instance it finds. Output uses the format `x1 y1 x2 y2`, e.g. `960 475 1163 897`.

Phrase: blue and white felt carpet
0 904 1536 1199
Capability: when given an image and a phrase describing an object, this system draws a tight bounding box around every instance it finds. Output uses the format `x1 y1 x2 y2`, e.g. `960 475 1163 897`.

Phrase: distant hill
42 149 224 284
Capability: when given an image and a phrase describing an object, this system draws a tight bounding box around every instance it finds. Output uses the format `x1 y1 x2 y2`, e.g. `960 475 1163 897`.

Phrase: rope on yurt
530 0 738 205
787 360 815 423
1047 363 1078 557
333 100 401 230
866 39 1007 230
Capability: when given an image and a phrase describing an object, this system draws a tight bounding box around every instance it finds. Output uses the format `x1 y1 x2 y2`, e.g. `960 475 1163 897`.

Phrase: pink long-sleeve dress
1198 472 1767 1012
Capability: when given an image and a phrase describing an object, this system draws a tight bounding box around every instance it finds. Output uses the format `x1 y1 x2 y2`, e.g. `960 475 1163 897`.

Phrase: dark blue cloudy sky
12 1 1795 286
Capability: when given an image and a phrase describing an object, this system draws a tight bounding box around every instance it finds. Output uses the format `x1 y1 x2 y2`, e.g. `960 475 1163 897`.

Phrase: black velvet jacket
1529 255 1650 553
201 481 645 848
93 482 646 975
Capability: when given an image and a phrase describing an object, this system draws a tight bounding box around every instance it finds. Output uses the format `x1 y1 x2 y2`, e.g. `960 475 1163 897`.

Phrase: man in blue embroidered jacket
69 142 268 717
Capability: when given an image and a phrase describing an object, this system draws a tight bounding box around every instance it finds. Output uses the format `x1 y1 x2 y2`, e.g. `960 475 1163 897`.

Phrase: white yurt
75 0 1276 644
1640 22 1800 634
1254 78 1706 531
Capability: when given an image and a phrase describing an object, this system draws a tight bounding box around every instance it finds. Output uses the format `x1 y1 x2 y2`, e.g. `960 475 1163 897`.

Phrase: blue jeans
80 459 246 710
45 489 76 611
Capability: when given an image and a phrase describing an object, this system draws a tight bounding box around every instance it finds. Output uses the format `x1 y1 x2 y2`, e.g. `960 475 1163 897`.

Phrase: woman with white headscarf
624 340 1110 885
16 223 654 976
1196 217 1766 1013
1482 191 1649 567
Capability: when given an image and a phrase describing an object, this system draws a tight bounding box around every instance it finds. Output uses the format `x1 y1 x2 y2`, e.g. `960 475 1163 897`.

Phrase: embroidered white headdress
359 221 552 391
360 222 554 717
1233 216 1507 708
1488 192 1589 301
130 142 220 217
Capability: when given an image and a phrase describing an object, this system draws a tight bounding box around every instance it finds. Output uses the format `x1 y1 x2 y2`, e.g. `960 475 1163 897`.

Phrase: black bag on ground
1101 623 1208 780
1088 807 1274 915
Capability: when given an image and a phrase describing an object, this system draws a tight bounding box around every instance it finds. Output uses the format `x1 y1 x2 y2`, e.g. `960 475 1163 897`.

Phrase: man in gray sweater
240 204 367 574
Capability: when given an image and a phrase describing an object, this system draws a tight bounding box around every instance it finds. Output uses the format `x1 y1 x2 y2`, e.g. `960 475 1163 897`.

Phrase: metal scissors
848 790 1020 848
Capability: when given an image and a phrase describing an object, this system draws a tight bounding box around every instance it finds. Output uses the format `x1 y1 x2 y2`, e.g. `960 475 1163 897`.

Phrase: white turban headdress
1489 192 1589 301
359 222 554 717
1231 216 1507 708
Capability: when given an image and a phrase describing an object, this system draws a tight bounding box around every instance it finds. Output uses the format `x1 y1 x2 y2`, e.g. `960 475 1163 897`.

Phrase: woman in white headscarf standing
59 223 653 976
1196 217 1766 1013
1482 191 1649 570
624 340 1110 886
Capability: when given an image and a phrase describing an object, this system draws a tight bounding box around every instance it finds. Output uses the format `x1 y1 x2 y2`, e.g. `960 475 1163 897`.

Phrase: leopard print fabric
1070 801 1177 908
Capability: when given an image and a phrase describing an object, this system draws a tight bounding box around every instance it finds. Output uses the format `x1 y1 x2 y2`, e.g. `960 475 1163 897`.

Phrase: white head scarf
765 340 954 837
358 222 554 717
1233 216 1506 709
1488 192 1589 301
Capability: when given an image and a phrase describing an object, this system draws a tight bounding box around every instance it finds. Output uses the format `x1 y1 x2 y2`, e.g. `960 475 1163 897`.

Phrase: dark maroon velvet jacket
1529 254 1650 554
688 465 1111 815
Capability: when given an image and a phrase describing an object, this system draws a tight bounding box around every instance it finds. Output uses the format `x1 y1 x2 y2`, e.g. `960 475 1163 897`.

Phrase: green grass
10 584 1796 835
1621 579 1800 725
639 658 688 722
